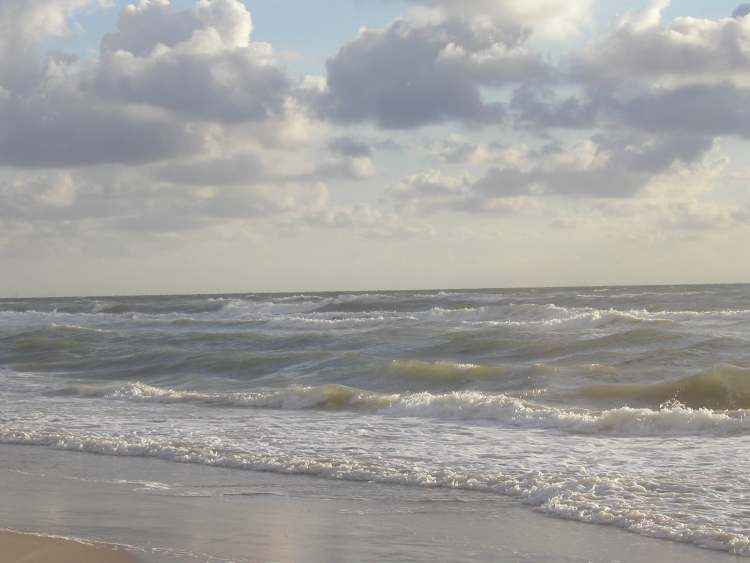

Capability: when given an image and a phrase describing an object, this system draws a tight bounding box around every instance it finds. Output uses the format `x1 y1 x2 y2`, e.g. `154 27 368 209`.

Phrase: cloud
0 0 298 168
101 0 251 56
303 204 435 239
576 2 750 82
0 79 205 168
314 16 548 128
476 133 713 198
390 169 466 201
514 3 750 146
94 0 290 122
390 133 715 212
733 4 750 18
394 0 592 39
310 157 376 180
328 136 373 158
511 84 599 130
612 83 750 138
426 134 493 164
1 0 747 266
0 0 92 88
153 148 376 186
151 153 266 186
0 167 332 230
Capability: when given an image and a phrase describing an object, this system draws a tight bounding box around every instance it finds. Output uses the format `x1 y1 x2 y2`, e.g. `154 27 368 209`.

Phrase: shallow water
2 285 750 555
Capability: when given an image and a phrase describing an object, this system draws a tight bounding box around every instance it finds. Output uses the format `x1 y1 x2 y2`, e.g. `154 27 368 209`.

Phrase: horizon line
3 280 748 301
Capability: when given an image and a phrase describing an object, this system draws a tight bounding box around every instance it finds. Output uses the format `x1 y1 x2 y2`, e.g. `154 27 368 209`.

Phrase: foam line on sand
0 531 139 563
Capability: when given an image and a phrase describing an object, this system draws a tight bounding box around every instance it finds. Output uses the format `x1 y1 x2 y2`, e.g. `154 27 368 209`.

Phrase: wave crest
53 382 750 436
577 365 750 410
386 360 509 382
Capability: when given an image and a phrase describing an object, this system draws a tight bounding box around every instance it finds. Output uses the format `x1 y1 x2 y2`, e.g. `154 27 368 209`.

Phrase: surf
575 365 750 410
49 380 750 436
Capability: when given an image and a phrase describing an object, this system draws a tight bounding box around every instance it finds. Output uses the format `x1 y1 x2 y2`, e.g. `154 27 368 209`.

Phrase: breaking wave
576 365 750 410
0 425 748 556
53 381 750 436
3 285 750 559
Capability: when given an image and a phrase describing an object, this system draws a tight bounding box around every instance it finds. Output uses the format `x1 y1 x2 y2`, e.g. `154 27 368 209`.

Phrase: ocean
1 285 750 559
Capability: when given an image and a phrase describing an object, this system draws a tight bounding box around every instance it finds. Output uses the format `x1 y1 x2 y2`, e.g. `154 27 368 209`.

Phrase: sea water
1 285 750 556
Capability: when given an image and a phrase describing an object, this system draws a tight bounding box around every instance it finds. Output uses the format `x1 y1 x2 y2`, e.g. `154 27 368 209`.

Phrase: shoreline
0 530 139 563
1 443 743 563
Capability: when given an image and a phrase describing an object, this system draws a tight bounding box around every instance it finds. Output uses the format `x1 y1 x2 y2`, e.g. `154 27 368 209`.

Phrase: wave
386 360 510 382
464 304 750 329
2 295 749 331
92 302 131 314
52 382 750 436
52 382 397 411
1 425 748 556
576 365 750 410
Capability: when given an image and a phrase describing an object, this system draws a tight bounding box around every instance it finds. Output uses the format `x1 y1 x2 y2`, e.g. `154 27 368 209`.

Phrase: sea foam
54 381 750 436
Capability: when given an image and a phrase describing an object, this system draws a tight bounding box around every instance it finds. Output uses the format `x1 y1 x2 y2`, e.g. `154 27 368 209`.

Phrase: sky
1 0 749 297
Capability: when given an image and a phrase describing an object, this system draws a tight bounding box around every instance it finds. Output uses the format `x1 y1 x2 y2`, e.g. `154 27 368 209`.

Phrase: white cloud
577 2 750 83
514 3 750 146
400 0 592 39
101 0 253 55
304 204 435 239
426 134 493 164
1 0 749 294
314 15 547 128
390 132 716 213
94 0 289 122
0 0 92 87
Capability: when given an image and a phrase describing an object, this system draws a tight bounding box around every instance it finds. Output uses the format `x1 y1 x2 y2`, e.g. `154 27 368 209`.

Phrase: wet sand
0 444 743 563
0 531 138 563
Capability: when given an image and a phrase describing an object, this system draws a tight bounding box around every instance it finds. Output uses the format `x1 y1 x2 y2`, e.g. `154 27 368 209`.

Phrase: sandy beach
0 531 138 563
0 444 743 563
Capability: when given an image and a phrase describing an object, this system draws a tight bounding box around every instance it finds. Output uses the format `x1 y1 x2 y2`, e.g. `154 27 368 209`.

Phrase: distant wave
92 302 131 314
2 296 749 331
51 381 750 436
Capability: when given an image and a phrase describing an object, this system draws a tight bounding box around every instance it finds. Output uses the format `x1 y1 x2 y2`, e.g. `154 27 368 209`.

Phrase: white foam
2 425 749 556
62 382 750 437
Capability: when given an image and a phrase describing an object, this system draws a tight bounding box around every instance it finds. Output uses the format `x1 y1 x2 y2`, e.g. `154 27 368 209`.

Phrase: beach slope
0 531 138 563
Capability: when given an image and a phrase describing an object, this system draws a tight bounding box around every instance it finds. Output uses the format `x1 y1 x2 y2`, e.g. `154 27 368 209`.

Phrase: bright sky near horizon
1 0 749 297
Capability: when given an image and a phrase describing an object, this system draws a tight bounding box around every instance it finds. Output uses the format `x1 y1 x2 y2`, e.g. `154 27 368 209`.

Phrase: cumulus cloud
511 84 599 130
426 134 493 164
328 136 373 158
94 0 290 122
391 133 714 212
0 167 331 230
0 0 92 88
394 0 592 39
476 133 713 198
514 2 750 147
304 203 435 239
310 157 376 180
314 16 548 128
151 153 266 186
611 83 750 138
562 151 748 236
0 0 348 249
0 0 297 169
101 0 252 55
390 169 538 214
1 0 747 268
0 76 207 167
576 1 750 82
